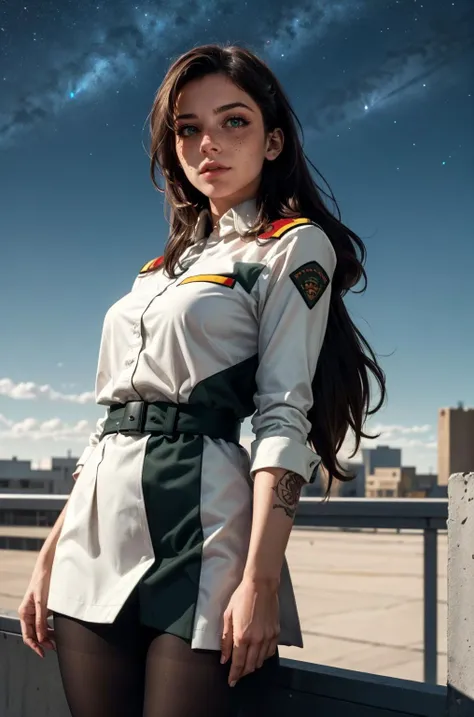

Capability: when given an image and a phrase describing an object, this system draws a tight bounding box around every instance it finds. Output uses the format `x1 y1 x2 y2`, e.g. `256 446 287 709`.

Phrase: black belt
101 400 241 444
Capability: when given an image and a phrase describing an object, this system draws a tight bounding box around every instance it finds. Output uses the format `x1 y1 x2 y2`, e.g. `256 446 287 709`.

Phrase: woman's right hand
18 559 56 658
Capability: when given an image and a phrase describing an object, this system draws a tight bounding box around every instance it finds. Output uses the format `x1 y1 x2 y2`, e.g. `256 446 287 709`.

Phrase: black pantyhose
52 590 279 717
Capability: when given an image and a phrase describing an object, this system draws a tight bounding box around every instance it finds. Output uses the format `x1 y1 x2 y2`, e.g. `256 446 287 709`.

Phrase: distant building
304 446 403 498
437 403 474 486
428 483 448 498
366 465 441 498
400 470 439 497
338 462 365 497
360 445 401 497
0 452 77 495
366 466 404 497
302 460 365 497
362 445 401 476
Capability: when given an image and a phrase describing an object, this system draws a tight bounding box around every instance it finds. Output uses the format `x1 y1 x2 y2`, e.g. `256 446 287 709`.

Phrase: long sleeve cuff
249 436 321 483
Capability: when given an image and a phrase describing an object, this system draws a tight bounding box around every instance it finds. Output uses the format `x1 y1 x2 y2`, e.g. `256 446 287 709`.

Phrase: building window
20 480 30 489
0 479 9 488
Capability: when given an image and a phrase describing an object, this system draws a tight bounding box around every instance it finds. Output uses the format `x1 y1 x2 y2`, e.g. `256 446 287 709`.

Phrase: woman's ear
265 128 284 161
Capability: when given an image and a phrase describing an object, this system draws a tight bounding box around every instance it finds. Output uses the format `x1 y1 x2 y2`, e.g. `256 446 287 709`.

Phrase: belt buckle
120 401 146 434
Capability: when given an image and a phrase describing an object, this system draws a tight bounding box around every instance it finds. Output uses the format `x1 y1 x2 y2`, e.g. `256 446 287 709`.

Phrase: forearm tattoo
272 471 305 519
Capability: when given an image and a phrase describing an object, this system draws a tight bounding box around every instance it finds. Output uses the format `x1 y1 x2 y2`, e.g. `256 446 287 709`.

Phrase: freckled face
174 73 281 206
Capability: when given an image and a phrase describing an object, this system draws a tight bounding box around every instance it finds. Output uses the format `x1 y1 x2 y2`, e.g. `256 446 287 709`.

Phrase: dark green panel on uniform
216 262 264 294
138 355 260 638
188 354 258 419
232 262 265 293
138 433 204 640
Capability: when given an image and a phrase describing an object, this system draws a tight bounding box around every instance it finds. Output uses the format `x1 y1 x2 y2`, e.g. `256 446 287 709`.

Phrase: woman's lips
200 167 230 179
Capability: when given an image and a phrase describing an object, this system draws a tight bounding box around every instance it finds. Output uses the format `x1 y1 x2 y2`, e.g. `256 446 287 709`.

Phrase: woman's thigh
52 591 148 717
143 632 280 717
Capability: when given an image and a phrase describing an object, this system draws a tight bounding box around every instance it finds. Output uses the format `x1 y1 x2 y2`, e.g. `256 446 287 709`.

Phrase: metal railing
0 493 447 685
295 497 447 685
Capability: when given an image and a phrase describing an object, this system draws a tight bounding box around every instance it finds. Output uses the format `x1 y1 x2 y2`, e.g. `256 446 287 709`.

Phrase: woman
18 44 386 716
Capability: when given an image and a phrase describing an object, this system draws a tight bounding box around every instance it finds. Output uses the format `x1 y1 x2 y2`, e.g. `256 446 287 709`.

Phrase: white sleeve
250 224 336 482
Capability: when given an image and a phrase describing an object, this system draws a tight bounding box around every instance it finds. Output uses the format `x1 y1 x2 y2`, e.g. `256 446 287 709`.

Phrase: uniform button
125 359 134 367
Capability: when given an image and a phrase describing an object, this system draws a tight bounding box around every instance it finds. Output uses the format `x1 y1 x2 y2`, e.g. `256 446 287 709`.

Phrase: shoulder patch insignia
138 255 164 276
290 261 330 309
258 217 313 242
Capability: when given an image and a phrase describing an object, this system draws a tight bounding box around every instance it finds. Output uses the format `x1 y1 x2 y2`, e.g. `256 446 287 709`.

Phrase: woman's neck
208 181 259 229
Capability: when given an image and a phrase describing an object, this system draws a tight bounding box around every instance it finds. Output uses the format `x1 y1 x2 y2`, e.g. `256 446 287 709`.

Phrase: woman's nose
200 132 220 153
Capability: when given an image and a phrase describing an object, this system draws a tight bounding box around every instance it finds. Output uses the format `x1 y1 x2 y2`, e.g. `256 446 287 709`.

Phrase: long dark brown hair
148 44 387 495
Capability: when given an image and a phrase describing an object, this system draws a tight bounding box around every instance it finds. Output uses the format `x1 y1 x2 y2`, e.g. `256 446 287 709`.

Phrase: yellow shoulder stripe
138 255 164 275
179 274 236 288
258 217 313 241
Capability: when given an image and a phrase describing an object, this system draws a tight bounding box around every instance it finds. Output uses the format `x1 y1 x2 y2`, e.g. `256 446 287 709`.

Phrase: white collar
192 198 258 243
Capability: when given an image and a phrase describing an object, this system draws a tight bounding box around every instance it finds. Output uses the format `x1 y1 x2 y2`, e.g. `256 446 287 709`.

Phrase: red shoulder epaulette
258 217 313 241
138 255 164 276
138 218 313 275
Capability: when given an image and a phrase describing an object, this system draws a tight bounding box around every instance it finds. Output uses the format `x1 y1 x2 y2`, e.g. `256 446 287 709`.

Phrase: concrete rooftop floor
0 528 447 685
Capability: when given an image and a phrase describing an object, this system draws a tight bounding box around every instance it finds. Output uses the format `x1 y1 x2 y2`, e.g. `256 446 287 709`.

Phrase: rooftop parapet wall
447 472 474 715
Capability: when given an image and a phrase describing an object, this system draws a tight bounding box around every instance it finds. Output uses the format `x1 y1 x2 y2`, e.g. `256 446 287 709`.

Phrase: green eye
176 116 249 137
226 116 249 129
180 126 197 137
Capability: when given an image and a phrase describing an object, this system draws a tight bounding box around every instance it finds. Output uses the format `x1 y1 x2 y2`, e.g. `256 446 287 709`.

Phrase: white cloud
0 414 12 428
336 422 437 464
368 423 432 436
0 414 91 442
0 377 94 404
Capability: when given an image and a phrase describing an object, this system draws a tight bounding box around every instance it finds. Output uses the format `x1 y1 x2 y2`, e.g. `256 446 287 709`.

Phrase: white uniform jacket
47 198 337 650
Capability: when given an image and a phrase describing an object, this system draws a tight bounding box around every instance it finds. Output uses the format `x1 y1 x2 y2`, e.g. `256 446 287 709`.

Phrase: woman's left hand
220 576 280 687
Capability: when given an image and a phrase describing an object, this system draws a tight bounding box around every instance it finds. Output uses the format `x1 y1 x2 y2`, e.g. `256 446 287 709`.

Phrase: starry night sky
0 0 473 471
